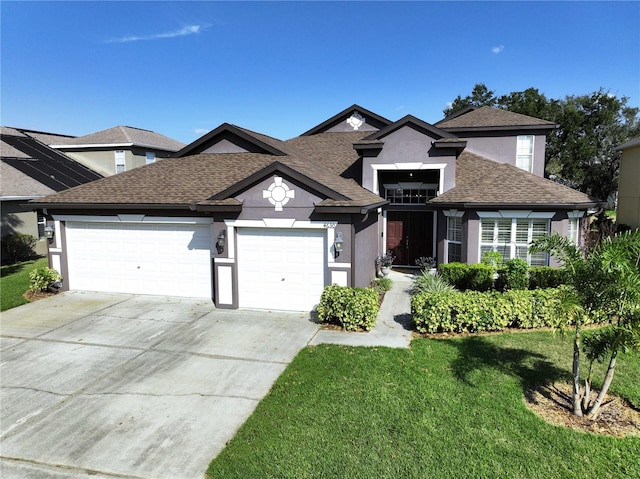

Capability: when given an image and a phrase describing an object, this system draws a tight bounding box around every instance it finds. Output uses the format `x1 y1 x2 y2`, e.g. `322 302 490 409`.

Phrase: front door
386 211 434 266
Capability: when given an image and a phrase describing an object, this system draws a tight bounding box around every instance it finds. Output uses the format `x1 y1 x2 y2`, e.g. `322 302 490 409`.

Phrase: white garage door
65 222 212 298
237 228 326 311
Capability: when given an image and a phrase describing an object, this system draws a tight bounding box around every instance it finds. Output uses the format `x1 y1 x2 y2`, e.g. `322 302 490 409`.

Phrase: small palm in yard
531 230 640 418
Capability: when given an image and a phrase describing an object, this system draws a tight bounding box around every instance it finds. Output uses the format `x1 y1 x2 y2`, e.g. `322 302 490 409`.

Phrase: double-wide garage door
237 228 326 311
65 222 212 298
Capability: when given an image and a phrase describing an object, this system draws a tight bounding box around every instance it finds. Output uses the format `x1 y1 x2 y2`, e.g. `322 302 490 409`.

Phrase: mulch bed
525 383 640 437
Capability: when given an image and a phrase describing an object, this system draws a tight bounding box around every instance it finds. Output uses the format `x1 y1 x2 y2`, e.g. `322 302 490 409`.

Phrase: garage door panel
66 222 212 298
237 229 325 311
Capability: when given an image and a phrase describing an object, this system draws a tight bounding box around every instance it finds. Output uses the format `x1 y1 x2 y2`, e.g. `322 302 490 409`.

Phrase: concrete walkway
310 269 414 348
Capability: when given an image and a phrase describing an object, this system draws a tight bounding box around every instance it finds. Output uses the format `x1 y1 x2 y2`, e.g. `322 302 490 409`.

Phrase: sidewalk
309 269 414 348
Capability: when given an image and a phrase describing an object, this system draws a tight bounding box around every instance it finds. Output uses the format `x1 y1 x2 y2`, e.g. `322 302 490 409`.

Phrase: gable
300 105 392 136
174 124 288 157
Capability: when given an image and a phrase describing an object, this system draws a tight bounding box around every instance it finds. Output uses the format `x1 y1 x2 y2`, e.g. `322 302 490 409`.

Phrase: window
115 150 126 173
480 217 549 265
37 211 47 239
383 185 437 204
447 216 462 263
145 152 156 165
516 135 534 172
567 218 579 245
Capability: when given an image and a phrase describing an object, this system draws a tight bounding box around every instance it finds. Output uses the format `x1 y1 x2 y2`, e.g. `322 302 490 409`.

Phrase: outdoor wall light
44 226 55 244
334 231 344 256
216 230 226 254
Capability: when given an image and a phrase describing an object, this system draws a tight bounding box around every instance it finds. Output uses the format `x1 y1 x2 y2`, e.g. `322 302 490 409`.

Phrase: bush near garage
411 286 592 334
1 233 37 265
29 266 62 292
317 285 379 331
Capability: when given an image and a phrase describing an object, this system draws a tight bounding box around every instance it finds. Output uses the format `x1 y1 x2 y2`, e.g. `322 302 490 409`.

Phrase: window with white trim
567 217 579 245
115 150 126 173
447 216 462 263
145 152 156 165
480 217 549 266
516 135 534 172
37 211 47 239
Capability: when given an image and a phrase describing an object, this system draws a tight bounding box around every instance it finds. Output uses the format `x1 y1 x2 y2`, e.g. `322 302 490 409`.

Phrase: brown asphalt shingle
53 126 185 151
436 106 556 129
431 151 600 207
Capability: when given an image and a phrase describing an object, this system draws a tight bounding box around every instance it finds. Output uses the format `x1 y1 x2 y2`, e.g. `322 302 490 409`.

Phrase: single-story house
31 105 600 311
615 136 640 230
49 125 185 176
1 127 103 257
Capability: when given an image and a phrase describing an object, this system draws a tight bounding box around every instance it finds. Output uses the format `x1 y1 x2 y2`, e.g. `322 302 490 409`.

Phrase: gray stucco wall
461 132 548 177
362 126 457 195
353 212 379 287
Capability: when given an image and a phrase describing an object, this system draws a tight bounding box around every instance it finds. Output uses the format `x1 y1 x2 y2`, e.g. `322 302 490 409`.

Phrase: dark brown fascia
28 202 194 210
210 161 351 202
191 203 243 213
352 141 384 152
364 115 458 141
432 139 467 149
172 123 288 158
313 200 388 215
299 104 393 136
428 201 603 210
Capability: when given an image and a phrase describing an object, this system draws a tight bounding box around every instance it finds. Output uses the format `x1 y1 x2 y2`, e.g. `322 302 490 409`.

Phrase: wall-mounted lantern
44 226 55 244
334 231 344 257
216 230 226 254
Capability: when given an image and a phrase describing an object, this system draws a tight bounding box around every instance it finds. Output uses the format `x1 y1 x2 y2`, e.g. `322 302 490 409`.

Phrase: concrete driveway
0 292 320 479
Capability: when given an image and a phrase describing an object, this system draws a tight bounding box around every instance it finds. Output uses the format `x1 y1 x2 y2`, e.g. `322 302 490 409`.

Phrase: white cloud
108 25 204 43
194 128 208 135
492 45 505 54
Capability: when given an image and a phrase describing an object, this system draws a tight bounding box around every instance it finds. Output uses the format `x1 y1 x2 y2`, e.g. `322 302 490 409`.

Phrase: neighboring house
1 127 103 257
31 105 600 311
615 137 640 230
49 126 185 176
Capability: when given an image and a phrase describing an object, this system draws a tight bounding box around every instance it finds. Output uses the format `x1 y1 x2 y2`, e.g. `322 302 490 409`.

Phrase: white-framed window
37 211 47 239
145 152 156 165
480 217 549 266
446 216 462 263
115 150 126 173
566 210 585 245
516 135 534 172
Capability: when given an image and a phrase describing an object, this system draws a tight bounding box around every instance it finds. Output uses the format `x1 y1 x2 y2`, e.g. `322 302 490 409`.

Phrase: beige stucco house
616 137 640 230
50 126 185 176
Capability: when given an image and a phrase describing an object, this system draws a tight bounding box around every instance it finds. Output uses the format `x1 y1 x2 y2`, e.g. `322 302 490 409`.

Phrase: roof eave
439 124 557 133
28 202 193 210
429 201 603 210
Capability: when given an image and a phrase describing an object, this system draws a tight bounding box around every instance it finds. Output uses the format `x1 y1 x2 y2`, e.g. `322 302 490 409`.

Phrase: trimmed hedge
438 263 495 291
438 262 568 291
317 285 379 331
411 288 570 334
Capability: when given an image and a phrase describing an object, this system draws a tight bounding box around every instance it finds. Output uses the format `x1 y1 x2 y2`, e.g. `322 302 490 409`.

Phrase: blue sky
2 1 639 144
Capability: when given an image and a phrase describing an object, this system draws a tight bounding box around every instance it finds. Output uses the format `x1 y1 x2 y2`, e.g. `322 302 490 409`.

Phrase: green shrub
529 266 567 289
29 266 62 292
411 272 456 295
411 288 572 334
499 258 529 291
1 233 37 265
317 285 379 331
438 263 495 291
370 277 393 293
481 251 503 268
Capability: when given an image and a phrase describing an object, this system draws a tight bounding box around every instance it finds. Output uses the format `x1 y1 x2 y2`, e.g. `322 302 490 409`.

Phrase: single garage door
237 228 326 311
65 222 212 298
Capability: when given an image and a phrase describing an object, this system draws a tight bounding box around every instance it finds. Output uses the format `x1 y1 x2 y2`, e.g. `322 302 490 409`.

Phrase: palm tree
530 230 640 418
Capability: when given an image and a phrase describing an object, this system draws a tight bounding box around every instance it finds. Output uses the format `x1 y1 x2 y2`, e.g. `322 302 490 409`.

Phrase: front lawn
207 331 640 479
0 257 48 311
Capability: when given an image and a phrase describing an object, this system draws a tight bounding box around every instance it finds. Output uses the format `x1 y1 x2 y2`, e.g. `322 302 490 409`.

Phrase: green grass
207 331 640 479
0 257 48 311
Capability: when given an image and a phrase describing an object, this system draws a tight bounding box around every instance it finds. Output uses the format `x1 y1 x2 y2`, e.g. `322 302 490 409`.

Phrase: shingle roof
1 162 55 197
31 150 385 211
52 126 184 151
436 106 556 130
430 151 600 208
1 133 103 192
285 131 368 176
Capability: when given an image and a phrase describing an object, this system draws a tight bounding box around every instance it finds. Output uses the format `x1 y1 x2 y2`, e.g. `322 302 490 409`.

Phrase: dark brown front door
386 211 434 266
